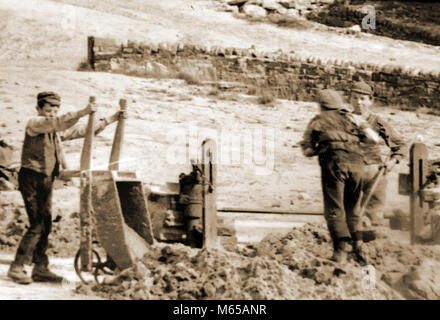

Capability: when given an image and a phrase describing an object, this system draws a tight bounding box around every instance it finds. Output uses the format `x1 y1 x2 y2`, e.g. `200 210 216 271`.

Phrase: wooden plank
202 139 217 248
109 99 127 171
59 170 137 180
59 169 81 179
218 208 323 216
410 143 429 244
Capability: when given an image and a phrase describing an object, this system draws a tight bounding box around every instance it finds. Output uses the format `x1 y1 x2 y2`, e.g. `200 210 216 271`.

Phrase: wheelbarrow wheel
74 249 102 284
94 257 115 285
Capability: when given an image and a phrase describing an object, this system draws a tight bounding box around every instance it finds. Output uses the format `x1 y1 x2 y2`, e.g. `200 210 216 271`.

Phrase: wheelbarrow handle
80 96 96 171
359 157 398 216
359 166 387 217
109 99 127 171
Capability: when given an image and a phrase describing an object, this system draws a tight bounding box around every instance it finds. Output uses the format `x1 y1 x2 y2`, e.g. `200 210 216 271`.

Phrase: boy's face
350 92 373 115
37 103 60 117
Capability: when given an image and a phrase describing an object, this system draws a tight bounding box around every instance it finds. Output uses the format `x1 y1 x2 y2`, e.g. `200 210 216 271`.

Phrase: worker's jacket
301 109 367 165
21 112 112 177
361 113 406 165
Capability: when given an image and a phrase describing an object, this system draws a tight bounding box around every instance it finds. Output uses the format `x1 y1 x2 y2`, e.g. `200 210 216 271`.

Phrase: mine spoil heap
76 223 440 300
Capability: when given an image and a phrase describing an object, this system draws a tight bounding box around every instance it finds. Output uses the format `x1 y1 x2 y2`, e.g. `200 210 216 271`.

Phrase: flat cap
37 91 61 106
351 81 373 96
318 89 346 111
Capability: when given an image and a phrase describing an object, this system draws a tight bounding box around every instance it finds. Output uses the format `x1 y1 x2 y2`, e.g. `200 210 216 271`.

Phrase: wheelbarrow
61 97 155 284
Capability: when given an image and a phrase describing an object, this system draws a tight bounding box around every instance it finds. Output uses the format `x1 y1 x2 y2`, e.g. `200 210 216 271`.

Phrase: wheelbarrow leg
79 171 93 271
78 96 96 272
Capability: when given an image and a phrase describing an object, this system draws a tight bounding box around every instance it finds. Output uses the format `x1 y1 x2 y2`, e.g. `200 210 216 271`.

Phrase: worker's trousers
320 159 367 243
13 168 54 267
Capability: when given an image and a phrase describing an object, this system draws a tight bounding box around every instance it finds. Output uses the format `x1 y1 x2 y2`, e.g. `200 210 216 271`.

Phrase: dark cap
37 91 61 107
351 81 373 96
318 89 346 111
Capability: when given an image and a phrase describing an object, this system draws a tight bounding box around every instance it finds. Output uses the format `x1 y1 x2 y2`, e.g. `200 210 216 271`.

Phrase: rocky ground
1 0 440 300
75 224 440 300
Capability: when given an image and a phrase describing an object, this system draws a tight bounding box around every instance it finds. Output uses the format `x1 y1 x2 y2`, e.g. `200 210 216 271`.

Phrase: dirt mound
76 243 311 300
3 183 440 300
80 224 428 300
256 224 440 299
0 189 80 258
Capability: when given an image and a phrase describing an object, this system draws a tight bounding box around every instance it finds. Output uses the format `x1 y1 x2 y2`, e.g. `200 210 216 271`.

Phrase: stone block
243 3 267 19
122 47 134 54
93 37 117 47
177 42 185 52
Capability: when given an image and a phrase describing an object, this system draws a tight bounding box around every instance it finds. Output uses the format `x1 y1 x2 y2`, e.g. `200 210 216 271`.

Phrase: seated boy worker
8 91 123 285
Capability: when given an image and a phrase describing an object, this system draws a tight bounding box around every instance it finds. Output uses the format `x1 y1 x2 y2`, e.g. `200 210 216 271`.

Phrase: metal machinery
398 143 440 244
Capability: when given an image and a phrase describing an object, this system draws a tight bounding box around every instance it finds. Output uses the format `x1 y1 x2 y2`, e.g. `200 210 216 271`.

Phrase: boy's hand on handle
106 110 127 124
383 157 399 173
118 109 127 120
85 103 98 114
85 96 98 114
78 96 97 118
350 113 370 129
349 113 380 144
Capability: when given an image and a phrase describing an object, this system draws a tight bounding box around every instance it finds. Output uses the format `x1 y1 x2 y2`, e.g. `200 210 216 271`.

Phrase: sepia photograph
0 0 440 306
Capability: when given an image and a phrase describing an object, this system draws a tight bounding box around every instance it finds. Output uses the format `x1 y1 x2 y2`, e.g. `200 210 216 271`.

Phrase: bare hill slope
1 0 440 71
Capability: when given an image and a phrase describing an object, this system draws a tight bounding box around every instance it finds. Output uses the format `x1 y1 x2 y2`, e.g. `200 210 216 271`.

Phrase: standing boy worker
300 89 380 264
8 92 122 285
350 81 406 226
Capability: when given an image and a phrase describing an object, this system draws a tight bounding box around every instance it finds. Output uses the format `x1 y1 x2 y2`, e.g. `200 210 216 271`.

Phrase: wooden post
109 99 127 171
201 139 217 248
79 96 95 271
87 36 95 70
410 143 429 244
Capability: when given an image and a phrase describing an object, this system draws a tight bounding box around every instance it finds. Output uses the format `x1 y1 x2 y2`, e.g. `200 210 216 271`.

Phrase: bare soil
1 0 440 299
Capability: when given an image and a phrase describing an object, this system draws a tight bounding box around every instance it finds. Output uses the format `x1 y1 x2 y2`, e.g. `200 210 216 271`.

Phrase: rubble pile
2 186 440 300
77 242 316 300
0 190 80 257
81 224 429 300
257 224 440 299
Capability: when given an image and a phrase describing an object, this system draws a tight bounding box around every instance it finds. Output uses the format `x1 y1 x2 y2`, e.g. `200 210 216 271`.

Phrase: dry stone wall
88 36 440 109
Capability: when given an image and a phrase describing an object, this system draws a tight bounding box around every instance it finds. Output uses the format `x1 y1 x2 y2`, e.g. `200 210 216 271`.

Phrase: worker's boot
330 238 348 264
7 263 32 285
32 263 64 283
361 230 376 243
352 240 367 265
